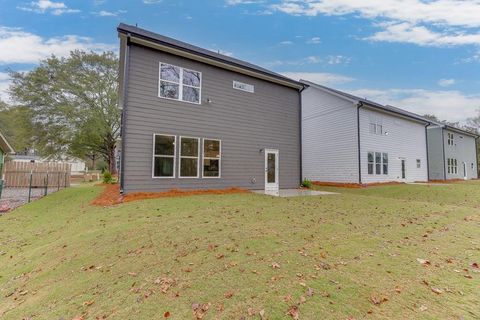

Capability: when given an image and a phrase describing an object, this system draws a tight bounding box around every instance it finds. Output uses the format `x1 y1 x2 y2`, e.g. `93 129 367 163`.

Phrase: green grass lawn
1 182 479 319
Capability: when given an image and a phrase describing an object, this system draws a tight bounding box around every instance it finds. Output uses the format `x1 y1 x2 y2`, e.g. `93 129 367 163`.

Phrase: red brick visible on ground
91 184 249 206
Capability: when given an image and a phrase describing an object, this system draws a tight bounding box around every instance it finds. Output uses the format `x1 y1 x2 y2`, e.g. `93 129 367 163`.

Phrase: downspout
441 127 446 180
424 123 430 181
299 85 306 185
475 136 479 179
120 34 131 194
357 102 363 184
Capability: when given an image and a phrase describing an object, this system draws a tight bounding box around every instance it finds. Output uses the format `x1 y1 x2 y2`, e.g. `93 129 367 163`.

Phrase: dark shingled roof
300 80 431 124
117 23 303 88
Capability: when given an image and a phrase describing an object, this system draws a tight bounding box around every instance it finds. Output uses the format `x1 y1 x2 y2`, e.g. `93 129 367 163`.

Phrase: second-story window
369 120 383 135
447 132 454 146
159 63 201 104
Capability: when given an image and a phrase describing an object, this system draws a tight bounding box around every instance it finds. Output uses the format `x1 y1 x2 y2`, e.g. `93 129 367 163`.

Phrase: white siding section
443 129 478 180
360 107 428 183
301 87 359 183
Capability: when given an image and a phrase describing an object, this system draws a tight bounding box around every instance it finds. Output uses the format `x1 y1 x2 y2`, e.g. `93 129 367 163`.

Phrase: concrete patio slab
253 189 339 197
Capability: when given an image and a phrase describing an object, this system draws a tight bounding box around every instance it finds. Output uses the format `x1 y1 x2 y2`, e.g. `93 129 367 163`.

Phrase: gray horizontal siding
427 126 445 180
122 44 301 193
443 129 478 180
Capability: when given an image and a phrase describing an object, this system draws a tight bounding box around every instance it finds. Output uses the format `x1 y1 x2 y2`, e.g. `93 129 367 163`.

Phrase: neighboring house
9 154 43 163
301 81 430 184
117 24 303 193
0 131 15 179
42 155 87 174
427 123 478 180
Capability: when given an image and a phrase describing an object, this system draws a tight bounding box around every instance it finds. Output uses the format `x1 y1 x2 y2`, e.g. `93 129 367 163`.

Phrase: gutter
357 102 363 184
299 85 307 185
475 137 479 179
119 34 131 194
424 123 431 181
441 127 447 180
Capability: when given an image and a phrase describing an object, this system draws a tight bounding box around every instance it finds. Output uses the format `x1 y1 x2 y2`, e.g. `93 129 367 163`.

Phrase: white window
203 139 221 178
367 152 388 175
159 62 201 104
447 158 458 174
416 159 421 168
153 134 176 178
382 153 388 175
367 152 374 175
179 137 200 178
369 121 383 135
447 132 454 146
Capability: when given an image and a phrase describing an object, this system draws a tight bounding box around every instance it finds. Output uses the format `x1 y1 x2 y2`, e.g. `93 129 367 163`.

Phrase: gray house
117 24 303 194
301 81 430 184
427 123 478 180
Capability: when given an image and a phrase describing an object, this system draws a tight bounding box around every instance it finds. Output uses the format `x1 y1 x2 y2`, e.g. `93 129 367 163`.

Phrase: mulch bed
312 181 405 189
91 184 249 206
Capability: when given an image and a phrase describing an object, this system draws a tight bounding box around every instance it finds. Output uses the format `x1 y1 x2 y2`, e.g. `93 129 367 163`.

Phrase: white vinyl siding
301 87 359 183
443 129 478 180
360 107 428 183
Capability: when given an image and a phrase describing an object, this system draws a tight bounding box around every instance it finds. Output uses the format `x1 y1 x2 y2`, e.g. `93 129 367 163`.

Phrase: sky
1 0 480 123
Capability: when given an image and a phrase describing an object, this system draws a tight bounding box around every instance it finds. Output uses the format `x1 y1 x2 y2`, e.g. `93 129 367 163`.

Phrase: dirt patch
91 183 122 206
428 179 465 184
313 181 404 189
91 184 249 206
123 188 249 202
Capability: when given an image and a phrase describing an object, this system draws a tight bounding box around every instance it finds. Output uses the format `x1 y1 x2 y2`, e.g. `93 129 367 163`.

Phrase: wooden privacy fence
3 162 71 188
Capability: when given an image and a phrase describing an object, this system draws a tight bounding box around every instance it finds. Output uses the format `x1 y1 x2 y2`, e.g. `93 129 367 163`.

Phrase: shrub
103 171 114 184
301 178 313 189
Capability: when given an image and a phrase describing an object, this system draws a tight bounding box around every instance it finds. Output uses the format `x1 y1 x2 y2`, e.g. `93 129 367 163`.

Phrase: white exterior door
265 149 279 192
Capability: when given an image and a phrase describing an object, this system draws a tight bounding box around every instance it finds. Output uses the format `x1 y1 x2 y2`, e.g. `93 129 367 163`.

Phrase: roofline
117 24 304 90
301 80 430 125
0 131 14 154
443 124 479 138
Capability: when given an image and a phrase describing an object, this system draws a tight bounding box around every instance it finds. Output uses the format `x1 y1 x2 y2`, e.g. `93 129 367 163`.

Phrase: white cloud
367 22 480 46
349 88 480 123
269 1 480 47
327 55 350 65
307 36 321 44
438 79 455 87
0 26 115 64
143 0 163 3
281 71 354 85
266 56 323 67
18 0 80 15
93 10 126 17
279 40 293 45
226 0 264 5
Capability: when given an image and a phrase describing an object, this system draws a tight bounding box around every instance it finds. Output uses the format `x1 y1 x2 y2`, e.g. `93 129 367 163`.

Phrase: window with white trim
153 134 176 178
447 158 458 174
203 139 221 178
369 120 383 135
368 152 388 175
159 63 201 104
447 132 454 146
179 137 199 178
368 152 374 175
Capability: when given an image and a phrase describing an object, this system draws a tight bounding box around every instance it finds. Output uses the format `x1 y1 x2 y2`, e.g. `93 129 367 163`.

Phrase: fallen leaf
271 262 281 269
224 290 234 299
247 308 256 316
299 295 306 304
417 258 430 266
259 309 266 319
471 262 479 269
128 272 138 277
431 287 443 294
286 305 299 320
370 293 388 305
307 287 314 297
192 302 211 319
82 300 95 307
163 311 170 318
419 305 428 311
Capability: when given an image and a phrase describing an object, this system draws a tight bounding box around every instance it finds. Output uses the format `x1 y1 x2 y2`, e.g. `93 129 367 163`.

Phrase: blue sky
1 0 480 122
